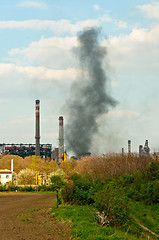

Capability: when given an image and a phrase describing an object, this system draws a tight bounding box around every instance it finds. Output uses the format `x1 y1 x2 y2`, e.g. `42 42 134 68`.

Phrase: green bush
61 181 74 203
143 180 159 205
50 175 65 191
62 174 104 205
94 186 131 229
145 161 159 181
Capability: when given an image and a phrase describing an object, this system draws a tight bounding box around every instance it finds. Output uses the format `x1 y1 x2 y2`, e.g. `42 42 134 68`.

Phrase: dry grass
73 153 151 179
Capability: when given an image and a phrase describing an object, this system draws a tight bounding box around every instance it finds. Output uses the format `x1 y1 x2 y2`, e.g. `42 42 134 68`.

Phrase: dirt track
0 193 70 240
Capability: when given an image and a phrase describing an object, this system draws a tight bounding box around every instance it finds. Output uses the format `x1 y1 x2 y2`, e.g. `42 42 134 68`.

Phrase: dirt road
0 193 70 240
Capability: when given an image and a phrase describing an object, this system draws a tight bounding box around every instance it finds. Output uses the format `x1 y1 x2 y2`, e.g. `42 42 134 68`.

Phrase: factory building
0 143 52 158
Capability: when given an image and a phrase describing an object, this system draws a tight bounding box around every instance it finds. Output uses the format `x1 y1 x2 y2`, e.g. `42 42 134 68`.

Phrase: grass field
51 203 159 240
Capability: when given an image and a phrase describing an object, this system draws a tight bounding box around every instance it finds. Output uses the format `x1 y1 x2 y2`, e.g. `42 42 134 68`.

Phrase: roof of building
0 169 12 174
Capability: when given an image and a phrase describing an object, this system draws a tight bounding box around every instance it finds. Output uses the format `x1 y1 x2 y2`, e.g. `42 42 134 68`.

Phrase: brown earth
0 193 71 240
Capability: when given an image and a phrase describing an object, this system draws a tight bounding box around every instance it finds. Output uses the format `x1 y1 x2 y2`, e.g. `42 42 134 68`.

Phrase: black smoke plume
65 27 117 157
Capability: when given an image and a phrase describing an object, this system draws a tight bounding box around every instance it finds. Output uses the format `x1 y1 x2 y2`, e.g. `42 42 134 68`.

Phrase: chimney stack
128 140 131 154
59 116 64 163
35 100 40 156
122 148 124 154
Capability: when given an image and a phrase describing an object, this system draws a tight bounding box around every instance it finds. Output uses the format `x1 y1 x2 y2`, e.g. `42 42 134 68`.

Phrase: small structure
0 169 12 185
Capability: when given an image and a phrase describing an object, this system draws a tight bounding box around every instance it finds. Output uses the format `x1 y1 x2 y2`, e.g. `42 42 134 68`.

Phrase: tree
17 168 36 185
50 175 65 208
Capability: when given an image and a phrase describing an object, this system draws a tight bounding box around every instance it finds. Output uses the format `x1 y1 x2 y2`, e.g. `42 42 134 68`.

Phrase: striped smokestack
35 100 40 156
59 116 64 163
128 140 131 154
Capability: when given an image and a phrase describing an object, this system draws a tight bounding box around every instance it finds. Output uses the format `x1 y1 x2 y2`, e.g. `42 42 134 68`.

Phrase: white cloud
18 1 47 9
93 5 100 11
102 24 159 76
9 36 78 69
0 15 128 34
0 63 81 85
138 2 159 20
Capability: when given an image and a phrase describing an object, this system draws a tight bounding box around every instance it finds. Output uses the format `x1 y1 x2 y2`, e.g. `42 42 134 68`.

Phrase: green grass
130 202 159 237
51 205 145 240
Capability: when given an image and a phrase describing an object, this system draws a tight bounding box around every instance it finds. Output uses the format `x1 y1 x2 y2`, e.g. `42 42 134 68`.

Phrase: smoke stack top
65 27 117 157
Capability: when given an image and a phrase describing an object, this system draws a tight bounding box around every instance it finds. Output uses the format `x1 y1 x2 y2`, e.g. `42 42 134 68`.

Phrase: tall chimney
35 100 40 156
139 145 143 155
122 148 124 154
59 116 64 163
145 140 148 148
128 140 131 154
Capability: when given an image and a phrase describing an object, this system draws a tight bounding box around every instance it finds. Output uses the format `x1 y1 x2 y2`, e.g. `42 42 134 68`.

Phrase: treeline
0 155 58 174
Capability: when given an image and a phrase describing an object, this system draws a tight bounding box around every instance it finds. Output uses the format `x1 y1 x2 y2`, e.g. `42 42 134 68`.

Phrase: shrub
61 174 105 205
94 187 131 229
50 175 65 191
70 173 97 205
143 180 159 205
145 161 159 181
61 181 74 203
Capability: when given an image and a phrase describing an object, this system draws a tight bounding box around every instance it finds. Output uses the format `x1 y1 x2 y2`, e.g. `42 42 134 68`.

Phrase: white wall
0 173 12 185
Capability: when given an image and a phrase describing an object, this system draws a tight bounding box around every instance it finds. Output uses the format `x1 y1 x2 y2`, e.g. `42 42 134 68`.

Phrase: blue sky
0 0 159 155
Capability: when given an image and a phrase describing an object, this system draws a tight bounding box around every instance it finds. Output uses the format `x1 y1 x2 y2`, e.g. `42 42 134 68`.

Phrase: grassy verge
51 205 145 240
130 202 159 238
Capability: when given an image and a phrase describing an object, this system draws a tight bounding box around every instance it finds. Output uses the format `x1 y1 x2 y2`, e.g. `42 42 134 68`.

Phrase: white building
0 169 12 185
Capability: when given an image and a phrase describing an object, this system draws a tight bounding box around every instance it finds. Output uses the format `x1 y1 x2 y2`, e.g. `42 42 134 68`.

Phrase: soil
0 193 71 240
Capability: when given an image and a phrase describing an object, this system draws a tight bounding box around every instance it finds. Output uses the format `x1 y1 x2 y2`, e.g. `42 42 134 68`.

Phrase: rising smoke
65 27 117 157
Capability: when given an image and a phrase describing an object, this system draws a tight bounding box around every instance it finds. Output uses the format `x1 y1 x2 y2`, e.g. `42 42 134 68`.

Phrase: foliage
17 168 36 185
28 156 38 171
145 161 159 181
61 173 103 205
49 167 65 180
74 154 151 180
61 160 77 177
50 175 65 191
0 155 59 174
0 155 32 173
94 185 131 228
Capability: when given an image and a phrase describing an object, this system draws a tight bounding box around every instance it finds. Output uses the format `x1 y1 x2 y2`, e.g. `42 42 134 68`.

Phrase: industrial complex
0 100 157 162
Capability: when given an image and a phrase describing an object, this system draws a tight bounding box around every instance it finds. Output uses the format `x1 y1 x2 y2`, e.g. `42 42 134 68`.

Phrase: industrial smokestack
139 145 143 155
122 148 124 154
35 100 40 156
128 140 131 154
145 140 148 148
59 116 64 163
